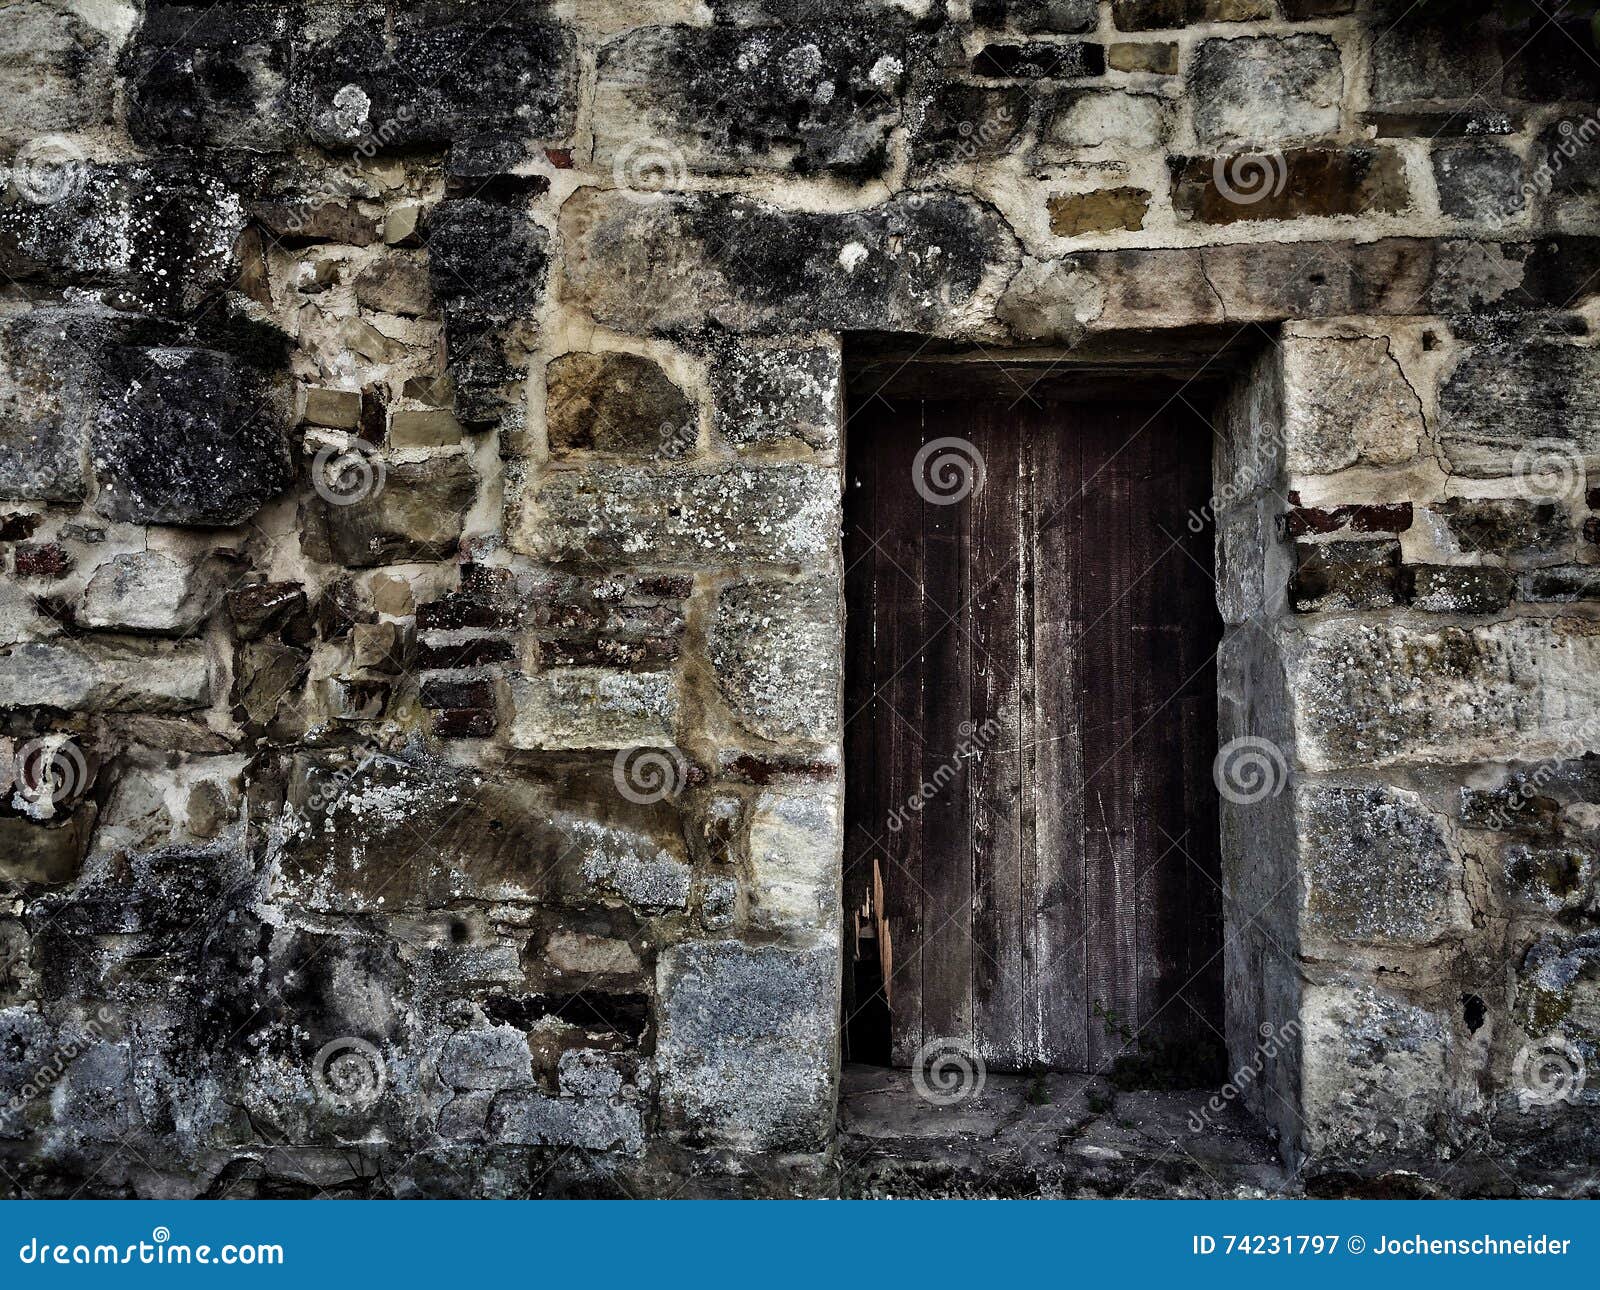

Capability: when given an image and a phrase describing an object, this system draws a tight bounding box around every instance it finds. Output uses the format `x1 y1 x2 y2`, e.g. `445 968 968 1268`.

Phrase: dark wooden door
843 396 1224 1074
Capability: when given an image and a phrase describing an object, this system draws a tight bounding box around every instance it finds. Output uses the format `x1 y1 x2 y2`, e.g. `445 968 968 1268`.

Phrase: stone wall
1 0 1598 1195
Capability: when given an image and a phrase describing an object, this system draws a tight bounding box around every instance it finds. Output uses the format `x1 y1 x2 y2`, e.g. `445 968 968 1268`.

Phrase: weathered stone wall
1 0 1597 1195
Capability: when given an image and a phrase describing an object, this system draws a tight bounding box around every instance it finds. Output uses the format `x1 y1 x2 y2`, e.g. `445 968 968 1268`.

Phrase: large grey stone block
656 939 837 1152
514 463 839 568
708 576 842 743
1296 782 1462 945
1300 981 1450 1160
1287 618 1600 772
595 28 903 178
1281 334 1425 475
1191 36 1343 147
560 190 1014 338
0 639 211 712
1439 332 1600 479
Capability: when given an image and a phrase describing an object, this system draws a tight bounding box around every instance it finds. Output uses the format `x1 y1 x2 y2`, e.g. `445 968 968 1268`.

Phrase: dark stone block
1503 840 1596 915
1172 148 1408 224
1430 497 1567 555
1279 502 1414 539
13 542 72 579
416 598 505 632
1289 539 1402 612
1460 786 1559 835
91 348 291 528
1112 0 1270 28
427 198 550 421
1402 564 1514 615
1368 6 1501 106
1504 20 1600 102
483 991 650 1043
973 41 1105 78
1363 110 1517 138
414 637 517 670
323 456 478 568
433 708 498 739
0 310 115 504
0 162 245 310
1281 0 1355 14
294 0 577 149
911 83 1032 171
1438 334 1600 478
122 2 296 150
0 513 40 541
1535 116 1600 204
540 637 682 669
417 567 524 631
1518 566 1600 603
250 201 380 248
228 582 308 642
1432 145 1526 222
232 640 309 738
595 27 905 177
420 678 496 710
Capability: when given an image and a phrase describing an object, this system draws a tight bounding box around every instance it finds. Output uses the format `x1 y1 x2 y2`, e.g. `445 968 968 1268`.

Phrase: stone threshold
838 1062 1288 1199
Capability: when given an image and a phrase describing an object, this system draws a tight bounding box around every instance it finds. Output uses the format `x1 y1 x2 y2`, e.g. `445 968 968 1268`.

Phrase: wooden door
843 396 1224 1074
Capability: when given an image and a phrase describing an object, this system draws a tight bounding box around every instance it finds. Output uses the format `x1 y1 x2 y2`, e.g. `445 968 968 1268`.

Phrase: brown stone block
1048 187 1151 236
1106 41 1179 74
1171 147 1409 224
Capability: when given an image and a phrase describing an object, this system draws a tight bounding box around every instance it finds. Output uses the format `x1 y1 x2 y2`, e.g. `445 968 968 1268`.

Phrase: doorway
843 391 1226 1075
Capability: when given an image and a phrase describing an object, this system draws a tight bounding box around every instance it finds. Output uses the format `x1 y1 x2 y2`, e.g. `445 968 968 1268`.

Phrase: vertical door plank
1078 406 1143 1069
1028 408 1091 1069
1131 414 1188 1049
842 411 885 1058
919 405 974 1052
873 402 930 1067
967 405 1028 1068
